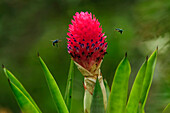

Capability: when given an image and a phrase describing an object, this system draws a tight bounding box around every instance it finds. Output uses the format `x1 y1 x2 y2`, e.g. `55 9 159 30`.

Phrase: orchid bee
51 39 62 47
115 28 123 34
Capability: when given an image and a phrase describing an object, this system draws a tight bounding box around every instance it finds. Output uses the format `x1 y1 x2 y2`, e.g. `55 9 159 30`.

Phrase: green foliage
2 49 162 113
64 59 74 112
107 49 158 113
106 54 131 113
90 78 105 113
140 48 158 111
38 55 69 113
8 80 39 113
3 67 41 113
126 58 148 113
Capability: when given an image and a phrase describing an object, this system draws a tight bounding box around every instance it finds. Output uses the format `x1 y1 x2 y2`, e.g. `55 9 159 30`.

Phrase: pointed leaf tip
146 56 148 61
2 64 5 68
125 52 127 57
7 79 11 86
37 52 40 57
8 78 10 83
156 46 158 50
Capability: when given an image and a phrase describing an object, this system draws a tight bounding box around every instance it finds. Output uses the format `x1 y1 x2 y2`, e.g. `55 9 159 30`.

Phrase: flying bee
51 39 62 47
115 28 123 34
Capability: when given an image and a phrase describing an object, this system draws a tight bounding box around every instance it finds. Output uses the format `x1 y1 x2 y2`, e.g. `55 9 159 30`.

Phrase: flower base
74 61 107 113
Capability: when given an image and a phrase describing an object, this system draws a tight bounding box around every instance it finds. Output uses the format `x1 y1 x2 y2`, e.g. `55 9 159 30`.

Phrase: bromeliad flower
67 11 108 112
67 12 108 71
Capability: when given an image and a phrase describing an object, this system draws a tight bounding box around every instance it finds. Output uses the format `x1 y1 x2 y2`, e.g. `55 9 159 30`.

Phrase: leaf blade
90 78 105 113
140 49 158 110
64 59 74 111
3 68 41 113
8 80 39 113
38 56 69 113
126 59 148 113
107 55 131 113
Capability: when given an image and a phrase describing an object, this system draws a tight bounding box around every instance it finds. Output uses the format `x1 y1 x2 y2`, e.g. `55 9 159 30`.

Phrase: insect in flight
115 28 123 34
51 39 61 47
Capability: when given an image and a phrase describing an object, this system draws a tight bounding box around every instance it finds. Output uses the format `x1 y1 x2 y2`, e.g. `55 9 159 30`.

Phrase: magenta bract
67 12 107 70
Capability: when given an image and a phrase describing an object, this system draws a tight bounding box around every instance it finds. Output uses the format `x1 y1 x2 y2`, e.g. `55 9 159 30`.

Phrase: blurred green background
0 0 170 113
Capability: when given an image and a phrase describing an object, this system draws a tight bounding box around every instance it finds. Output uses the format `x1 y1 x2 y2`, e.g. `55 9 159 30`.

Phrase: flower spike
67 11 108 71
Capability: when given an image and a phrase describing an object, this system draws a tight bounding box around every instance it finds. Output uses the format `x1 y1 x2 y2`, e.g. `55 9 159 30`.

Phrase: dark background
0 0 170 112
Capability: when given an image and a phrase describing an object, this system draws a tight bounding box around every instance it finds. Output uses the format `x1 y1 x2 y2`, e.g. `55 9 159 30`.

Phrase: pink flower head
67 12 107 70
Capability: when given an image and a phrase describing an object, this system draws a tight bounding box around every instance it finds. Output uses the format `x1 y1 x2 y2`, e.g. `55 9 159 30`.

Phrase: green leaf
162 103 170 113
64 59 74 112
8 80 40 113
140 48 158 110
90 78 105 113
38 55 69 113
104 79 110 102
106 54 131 113
3 67 41 113
126 58 148 113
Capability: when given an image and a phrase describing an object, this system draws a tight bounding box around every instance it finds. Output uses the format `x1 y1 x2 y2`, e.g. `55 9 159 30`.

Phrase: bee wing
58 40 62 42
115 28 119 31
